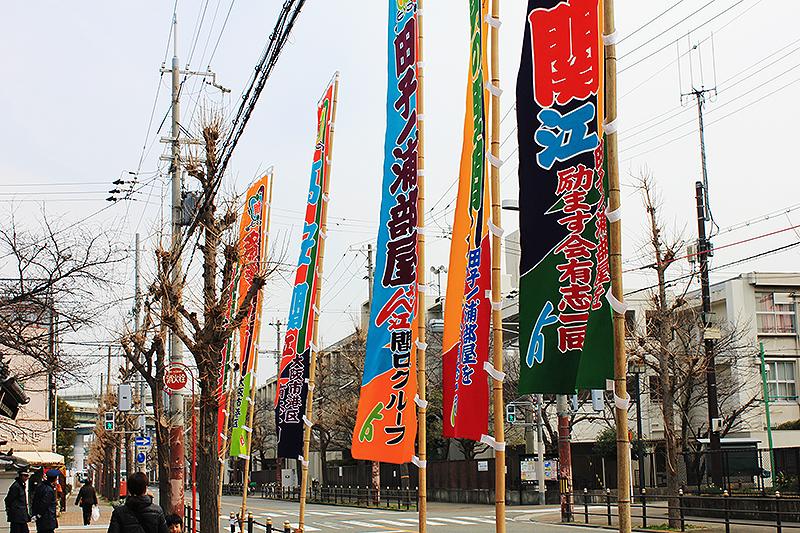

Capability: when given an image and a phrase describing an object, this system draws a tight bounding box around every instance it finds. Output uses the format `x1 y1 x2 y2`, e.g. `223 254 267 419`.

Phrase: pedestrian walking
75 479 98 525
5 467 31 533
228 512 237 533
107 473 167 533
31 470 59 533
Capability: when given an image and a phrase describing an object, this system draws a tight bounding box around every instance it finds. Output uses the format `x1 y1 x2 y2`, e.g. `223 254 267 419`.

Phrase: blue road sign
134 436 151 448
136 451 146 464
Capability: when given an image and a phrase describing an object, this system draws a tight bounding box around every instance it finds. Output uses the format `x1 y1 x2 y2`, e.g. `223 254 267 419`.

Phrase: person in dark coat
75 479 98 525
5 467 31 533
107 473 167 533
31 470 58 533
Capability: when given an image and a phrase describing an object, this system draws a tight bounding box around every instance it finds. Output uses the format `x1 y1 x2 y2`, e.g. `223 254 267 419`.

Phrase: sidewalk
56 501 112 530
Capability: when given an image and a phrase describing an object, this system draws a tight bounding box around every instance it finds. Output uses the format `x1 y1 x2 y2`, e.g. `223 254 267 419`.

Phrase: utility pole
695 180 724 487
365 243 380 504
269 319 283 486
157 13 227 513
536 394 545 505
366 243 374 308
134 232 146 473
556 395 573 522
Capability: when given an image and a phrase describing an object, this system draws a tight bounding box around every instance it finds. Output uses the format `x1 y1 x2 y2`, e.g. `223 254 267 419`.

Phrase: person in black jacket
107 473 167 533
5 467 31 533
31 470 58 533
74 479 98 525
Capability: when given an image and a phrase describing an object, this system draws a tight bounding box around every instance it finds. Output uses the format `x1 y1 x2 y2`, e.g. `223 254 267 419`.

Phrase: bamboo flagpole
299 73 340 532
603 0 632 531
488 0 506 531
217 354 238 509
239 174 274 520
415 1 428 531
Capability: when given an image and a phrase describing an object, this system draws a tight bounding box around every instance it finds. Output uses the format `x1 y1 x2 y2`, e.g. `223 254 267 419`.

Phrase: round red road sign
164 365 189 392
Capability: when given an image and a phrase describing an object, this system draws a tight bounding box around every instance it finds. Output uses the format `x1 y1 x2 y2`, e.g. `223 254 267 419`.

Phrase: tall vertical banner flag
229 173 272 457
442 0 491 441
216 281 238 454
275 76 337 459
516 0 613 394
351 0 419 464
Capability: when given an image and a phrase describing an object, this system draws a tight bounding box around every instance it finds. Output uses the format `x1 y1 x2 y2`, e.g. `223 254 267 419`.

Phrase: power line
619 0 719 56
618 0 692 45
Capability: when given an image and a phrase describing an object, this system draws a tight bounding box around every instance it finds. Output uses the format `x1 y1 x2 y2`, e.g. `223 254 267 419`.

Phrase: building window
625 310 636 338
766 360 797 401
756 292 796 334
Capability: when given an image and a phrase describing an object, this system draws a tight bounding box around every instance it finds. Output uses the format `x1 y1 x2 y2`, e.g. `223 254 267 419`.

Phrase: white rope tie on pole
605 202 622 223
488 220 504 237
298 455 308 467
415 340 428 351
602 29 620 45
487 151 504 168
603 116 619 135
414 394 428 409
412 455 427 469
484 13 502 28
302 416 313 428
480 434 506 452
483 361 506 382
485 81 503 97
491 300 503 311
606 291 629 315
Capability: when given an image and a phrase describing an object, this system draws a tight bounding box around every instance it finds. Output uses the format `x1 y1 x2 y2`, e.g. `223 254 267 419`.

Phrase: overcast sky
2 0 798 393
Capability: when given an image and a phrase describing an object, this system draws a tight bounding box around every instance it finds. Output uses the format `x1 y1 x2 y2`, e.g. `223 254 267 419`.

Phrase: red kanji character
558 282 592 312
557 322 588 352
375 286 416 327
558 209 593 234
394 67 418 121
529 0 600 108
555 233 596 260
388 188 418 240
556 258 593 285
394 17 417 75
390 137 419 194
555 164 594 195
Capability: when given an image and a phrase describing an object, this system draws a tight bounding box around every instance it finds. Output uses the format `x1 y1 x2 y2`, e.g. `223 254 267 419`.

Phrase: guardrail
573 488 800 532
257 485 417 510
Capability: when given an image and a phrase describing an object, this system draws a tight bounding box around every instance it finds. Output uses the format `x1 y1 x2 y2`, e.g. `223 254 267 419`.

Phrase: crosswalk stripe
426 517 477 525
455 515 497 524
372 518 415 527
306 511 335 516
394 517 450 526
342 520 382 528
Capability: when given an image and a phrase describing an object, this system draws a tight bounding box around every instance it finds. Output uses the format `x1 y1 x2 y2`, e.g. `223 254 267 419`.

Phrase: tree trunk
198 378 220 533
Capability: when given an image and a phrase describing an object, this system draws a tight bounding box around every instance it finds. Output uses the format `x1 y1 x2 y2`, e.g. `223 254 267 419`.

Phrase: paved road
219 495 600 532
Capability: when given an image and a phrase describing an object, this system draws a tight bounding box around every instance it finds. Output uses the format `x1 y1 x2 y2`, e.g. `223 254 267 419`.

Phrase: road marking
455 515 498 524
343 520 382 528
307 511 336 516
426 517 482 525
371 519 415 527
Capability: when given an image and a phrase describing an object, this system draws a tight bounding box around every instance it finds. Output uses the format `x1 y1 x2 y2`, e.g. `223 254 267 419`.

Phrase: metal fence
256 484 417 510
184 506 296 533
572 488 800 532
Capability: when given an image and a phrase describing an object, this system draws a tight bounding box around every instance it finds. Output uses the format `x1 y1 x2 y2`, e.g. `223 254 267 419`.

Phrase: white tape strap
415 340 428 351
417 114 425 122
417 60 424 68
603 116 619 135
606 379 615 392
219 433 228 441
415 226 427 235
309 342 319 353
313 304 321 316
322 193 330 203
307 382 315 391
245 396 253 404
487 151 504 168
491 300 503 311
418 283 427 293
485 289 492 299
319 230 327 240
417 169 425 177
485 81 503 97
299 455 309 467
606 291 629 314
411 455 427 469
489 220 505 237
238 454 250 460
603 29 620 45
605 202 622 223
302 415 313 428
615 392 631 411
483 361 506 382
480 434 506 452
414 394 428 409
484 13 502 28
243 425 252 433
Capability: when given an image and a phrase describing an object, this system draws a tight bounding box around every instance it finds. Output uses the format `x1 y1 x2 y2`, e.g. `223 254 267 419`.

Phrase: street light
628 358 646 492
430 265 447 300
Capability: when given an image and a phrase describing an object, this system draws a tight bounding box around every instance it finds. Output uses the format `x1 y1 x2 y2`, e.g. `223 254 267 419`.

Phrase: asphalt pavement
218 495 601 532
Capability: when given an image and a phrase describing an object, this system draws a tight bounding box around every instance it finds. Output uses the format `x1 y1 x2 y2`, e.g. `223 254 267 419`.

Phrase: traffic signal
506 404 516 424
104 411 115 431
